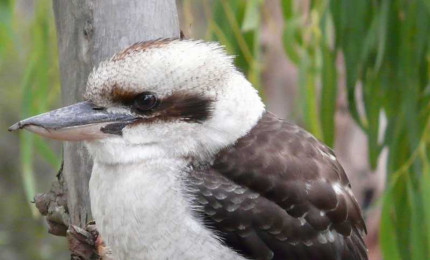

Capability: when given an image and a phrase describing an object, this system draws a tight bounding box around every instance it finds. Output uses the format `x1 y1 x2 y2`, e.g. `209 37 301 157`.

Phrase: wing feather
188 112 368 260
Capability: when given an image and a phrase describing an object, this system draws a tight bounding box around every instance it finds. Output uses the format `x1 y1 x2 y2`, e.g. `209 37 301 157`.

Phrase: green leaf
320 43 337 147
241 0 260 32
331 0 371 130
298 51 322 139
281 0 294 20
16 0 61 217
380 188 402 260
363 74 381 169
34 137 61 168
375 0 389 71
407 173 428 260
282 18 302 65
19 131 38 217
421 146 430 253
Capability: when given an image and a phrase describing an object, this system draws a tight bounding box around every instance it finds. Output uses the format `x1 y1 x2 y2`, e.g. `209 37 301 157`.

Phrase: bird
9 39 368 260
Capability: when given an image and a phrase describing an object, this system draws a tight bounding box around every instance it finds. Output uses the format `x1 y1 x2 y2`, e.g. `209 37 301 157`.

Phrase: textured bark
36 0 179 232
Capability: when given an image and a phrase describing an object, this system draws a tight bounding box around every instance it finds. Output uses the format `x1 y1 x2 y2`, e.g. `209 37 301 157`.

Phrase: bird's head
9 39 265 164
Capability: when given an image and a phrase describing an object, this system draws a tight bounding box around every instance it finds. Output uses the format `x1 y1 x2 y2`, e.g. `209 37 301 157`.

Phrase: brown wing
188 112 367 260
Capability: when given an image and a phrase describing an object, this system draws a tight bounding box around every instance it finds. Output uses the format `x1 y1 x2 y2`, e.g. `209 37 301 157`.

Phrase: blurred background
1 0 429 259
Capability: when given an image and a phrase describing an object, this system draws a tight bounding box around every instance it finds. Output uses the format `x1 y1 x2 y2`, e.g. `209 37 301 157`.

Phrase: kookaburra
10 39 367 260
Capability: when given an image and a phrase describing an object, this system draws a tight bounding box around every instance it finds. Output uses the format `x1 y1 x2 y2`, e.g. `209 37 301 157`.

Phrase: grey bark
39 0 179 230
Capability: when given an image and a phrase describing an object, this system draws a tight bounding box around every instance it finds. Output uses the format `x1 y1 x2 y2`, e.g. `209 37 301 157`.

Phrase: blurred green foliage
1 0 61 212
202 0 262 94
329 1 429 259
18 0 61 216
0 0 64 259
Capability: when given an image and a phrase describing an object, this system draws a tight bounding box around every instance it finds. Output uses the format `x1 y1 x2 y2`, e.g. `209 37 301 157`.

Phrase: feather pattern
187 112 368 260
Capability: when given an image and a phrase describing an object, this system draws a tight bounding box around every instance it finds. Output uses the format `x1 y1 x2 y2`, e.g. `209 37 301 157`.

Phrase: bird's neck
89 157 245 260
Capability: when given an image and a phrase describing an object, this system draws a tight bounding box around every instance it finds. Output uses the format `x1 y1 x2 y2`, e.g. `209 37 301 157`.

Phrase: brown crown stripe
112 38 178 61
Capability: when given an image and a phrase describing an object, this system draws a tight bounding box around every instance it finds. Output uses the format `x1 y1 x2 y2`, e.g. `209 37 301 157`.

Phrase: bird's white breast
89 158 246 260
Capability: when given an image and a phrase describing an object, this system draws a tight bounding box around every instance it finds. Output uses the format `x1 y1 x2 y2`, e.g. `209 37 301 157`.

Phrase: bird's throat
89 158 245 260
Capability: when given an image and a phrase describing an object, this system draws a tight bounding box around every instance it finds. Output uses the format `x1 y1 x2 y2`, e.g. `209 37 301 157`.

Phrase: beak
8 101 137 141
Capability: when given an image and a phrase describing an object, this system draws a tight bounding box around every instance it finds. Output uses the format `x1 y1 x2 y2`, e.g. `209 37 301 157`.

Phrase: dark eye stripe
110 84 213 124
127 92 213 125
157 93 213 123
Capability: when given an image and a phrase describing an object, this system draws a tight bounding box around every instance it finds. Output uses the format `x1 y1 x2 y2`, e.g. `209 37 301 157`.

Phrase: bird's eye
133 92 158 112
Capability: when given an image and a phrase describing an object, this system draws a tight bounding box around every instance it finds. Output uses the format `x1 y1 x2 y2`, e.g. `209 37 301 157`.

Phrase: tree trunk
40 0 179 229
